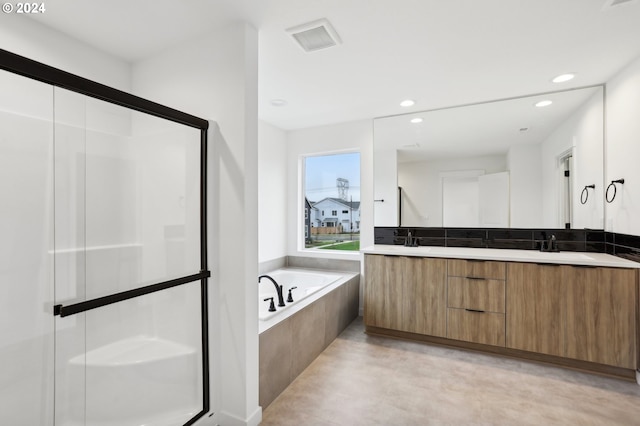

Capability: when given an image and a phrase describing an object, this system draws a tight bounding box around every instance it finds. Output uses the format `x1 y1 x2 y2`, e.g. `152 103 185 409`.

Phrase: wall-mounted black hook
580 184 595 205
606 179 625 203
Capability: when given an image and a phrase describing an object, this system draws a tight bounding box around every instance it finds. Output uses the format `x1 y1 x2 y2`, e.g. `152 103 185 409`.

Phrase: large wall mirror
373 86 604 230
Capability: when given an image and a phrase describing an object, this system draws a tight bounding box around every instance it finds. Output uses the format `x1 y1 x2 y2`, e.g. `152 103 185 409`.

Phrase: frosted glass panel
0 70 55 425
84 282 203 426
54 89 201 301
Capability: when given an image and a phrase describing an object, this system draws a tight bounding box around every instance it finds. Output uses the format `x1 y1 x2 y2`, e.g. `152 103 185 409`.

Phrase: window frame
300 149 361 255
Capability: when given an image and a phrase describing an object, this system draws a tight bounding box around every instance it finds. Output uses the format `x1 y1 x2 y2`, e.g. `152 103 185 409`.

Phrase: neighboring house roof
312 197 361 210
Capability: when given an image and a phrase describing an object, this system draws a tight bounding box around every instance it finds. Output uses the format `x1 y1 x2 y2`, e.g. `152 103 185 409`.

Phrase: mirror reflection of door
441 170 510 228
559 151 574 229
442 176 480 227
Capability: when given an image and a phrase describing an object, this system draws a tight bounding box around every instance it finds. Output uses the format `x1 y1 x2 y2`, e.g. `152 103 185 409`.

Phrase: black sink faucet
540 234 559 252
404 230 418 247
258 275 286 307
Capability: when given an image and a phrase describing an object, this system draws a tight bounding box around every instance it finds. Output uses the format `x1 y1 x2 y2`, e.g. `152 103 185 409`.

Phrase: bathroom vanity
362 246 640 379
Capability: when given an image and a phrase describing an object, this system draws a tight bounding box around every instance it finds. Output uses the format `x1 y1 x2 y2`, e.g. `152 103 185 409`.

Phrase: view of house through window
304 152 360 251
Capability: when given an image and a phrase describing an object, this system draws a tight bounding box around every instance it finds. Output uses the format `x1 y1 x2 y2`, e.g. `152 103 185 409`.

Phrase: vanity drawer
448 259 506 280
447 276 505 313
447 308 505 347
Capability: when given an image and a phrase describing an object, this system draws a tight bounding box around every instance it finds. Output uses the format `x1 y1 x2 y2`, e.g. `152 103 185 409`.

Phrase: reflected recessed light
410 117 423 123
535 100 553 108
400 99 415 107
552 73 576 83
270 99 287 107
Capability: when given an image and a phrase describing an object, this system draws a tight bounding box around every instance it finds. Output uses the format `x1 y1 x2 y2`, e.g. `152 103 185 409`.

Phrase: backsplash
605 232 640 262
374 227 640 262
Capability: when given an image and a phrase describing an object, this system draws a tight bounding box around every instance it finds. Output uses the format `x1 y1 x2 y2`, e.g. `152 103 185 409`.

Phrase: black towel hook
605 179 625 203
580 184 595 205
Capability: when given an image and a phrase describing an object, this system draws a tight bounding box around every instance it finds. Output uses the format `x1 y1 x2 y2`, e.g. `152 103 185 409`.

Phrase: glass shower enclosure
0 49 210 426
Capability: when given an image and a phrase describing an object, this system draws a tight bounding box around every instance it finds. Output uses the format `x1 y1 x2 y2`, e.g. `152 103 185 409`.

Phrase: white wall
540 90 604 229
397 155 507 227
132 24 261 426
507 144 543 227
287 120 374 258
605 55 640 236
1 16 130 91
258 120 288 263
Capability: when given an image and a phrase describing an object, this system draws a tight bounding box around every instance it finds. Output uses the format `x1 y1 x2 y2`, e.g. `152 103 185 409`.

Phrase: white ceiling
27 0 640 130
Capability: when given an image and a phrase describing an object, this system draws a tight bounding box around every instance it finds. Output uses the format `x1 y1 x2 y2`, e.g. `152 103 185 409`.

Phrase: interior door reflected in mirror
373 86 604 229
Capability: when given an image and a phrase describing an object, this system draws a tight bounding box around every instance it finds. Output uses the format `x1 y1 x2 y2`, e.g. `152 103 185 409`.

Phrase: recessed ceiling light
535 100 553 108
552 73 576 83
400 99 415 107
410 118 423 124
270 99 287 107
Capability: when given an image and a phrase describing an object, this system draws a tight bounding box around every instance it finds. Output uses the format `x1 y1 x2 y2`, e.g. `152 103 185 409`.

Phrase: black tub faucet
259 275 286 307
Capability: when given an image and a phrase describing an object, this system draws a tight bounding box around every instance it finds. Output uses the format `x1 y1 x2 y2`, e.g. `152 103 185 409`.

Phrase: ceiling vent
602 0 638 10
286 18 342 53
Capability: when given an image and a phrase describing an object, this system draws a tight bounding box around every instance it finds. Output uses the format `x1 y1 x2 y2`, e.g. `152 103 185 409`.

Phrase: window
303 152 360 251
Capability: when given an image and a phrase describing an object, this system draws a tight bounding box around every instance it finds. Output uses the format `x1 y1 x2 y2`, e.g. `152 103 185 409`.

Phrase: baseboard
212 407 262 426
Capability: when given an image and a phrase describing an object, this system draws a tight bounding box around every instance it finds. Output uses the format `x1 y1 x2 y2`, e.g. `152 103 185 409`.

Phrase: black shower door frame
0 48 211 426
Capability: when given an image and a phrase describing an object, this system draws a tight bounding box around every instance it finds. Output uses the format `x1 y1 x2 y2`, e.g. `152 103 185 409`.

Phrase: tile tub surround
259 272 359 409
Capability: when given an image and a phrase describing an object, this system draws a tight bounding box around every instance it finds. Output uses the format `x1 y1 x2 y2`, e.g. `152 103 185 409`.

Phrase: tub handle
263 297 276 312
287 287 298 303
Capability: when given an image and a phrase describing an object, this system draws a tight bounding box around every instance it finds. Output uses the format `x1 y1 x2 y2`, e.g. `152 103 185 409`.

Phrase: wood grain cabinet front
506 263 564 357
363 254 447 338
564 266 637 369
448 259 506 280
507 262 637 369
363 254 402 330
447 277 505 313
447 308 505 346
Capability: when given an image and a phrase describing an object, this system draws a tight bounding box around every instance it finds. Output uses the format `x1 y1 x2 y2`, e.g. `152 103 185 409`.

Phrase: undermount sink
522 251 593 261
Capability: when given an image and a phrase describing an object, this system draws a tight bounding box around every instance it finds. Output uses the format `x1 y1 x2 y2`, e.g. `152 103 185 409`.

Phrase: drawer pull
466 276 486 281
465 309 485 313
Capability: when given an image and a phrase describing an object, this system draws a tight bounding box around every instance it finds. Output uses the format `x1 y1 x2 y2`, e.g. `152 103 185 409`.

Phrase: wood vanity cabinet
363 255 446 337
506 263 564 357
507 262 637 368
365 253 638 372
447 260 506 346
564 266 636 369
364 254 402 330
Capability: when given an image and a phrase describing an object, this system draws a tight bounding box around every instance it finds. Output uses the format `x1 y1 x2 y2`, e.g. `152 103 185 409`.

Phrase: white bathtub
258 268 344 327
66 336 200 426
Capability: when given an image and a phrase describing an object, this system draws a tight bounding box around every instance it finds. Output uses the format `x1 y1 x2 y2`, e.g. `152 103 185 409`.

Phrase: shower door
1 49 210 426
0 69 55 426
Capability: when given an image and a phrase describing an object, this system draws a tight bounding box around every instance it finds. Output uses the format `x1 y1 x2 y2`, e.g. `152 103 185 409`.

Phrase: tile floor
261 317 640 425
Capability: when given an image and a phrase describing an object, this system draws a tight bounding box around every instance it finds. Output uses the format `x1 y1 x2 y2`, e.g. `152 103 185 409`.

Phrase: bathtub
258 268 348 332
258 267 360 407
66 336 200 426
